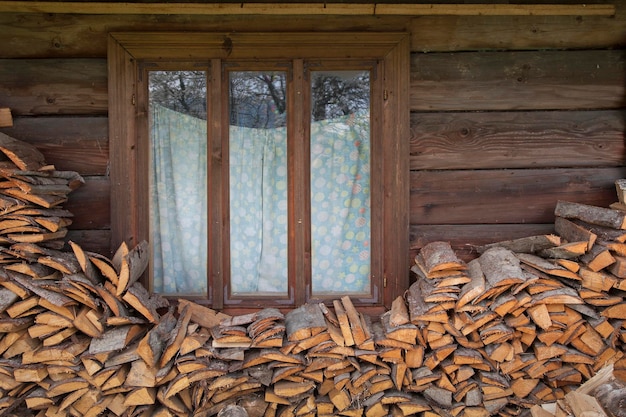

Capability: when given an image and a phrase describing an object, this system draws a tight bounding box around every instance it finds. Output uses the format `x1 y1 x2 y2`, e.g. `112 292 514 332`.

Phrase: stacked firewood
530 362 626 417
0 132 624 416
405 194 626 416
0 133 80 251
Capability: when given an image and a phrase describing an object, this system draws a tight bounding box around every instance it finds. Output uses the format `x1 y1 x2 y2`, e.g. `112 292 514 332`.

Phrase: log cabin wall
0 1 624 270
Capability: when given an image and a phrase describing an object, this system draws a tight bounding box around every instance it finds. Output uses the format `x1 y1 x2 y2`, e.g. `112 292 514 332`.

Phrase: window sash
220 62 380 307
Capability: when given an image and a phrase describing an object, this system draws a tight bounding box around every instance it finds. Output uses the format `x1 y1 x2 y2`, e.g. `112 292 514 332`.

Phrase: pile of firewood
407 224 626 417
530 362 626 417
0 132 624 417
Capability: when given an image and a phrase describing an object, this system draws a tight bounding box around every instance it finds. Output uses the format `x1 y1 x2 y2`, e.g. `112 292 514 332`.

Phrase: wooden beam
377 3 616 16
0 2 615 16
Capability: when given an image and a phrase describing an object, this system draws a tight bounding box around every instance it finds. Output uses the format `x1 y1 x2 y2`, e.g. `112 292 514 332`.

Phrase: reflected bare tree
148 69 370 127
149 71 207 119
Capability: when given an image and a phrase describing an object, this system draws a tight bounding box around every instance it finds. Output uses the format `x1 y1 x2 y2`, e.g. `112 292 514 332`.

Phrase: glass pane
310 70 371 295
148 71 208 295
229 71 288 295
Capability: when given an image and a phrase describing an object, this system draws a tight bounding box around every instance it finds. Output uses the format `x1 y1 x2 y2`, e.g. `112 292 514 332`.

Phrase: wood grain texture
0 116 108 175
0 59 107 115
410 5 626 52
0 2 615 16
65 229 111 258
64 177 110 230
410 110 626 170
0 3 624 58
108 35 140 252
410 167 626 225
410 49 625 111
0 13 409 58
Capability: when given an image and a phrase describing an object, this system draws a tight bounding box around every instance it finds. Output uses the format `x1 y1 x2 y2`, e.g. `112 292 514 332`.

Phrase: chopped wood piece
284 304 326 342
159 304 192 367
177 298 230 328
527 303 552 330
556 200 626 230
389 295 410 326
580 244 616 272
88 254 119 285
565 391 608 417
601 303 626 319
0 132 46 171
116 240 149 296
419 241 466 276
539 241 589 259
0 108 12 128
516 252 581 281
333 299 355 346
456 259 486 310
555 217 597 251
609 255 626 278
340 296 367 346
407 278 449 324
274 380 315 398
423 386 453 408
68 241 102 285
478 247 526 289
122 282 167 324
137 310 177 367
616 179 626 205
9 271 74 307
124 387 156 406
477 234 561 254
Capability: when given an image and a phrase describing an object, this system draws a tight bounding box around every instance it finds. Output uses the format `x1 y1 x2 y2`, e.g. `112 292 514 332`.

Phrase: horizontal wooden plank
0 2 615 16
0 14 409 58
411 49 625 111
409 223 555 262
112 31 408 60
65 177 110 230
410 110 626 170
0 7 625 58
410 6 626 52
0 59 107 115
410 167 626 225
0 116 108 175
65 229 112 258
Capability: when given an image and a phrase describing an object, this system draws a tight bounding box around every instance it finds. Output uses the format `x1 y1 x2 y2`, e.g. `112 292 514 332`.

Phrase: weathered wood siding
410 48 626 260
0 4 625 265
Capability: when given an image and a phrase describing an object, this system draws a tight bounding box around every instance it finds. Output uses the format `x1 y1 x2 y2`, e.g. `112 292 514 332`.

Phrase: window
108 32 410 312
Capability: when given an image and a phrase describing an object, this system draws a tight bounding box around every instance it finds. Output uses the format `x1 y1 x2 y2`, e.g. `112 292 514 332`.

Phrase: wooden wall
0 3 625 268
409 48 626 260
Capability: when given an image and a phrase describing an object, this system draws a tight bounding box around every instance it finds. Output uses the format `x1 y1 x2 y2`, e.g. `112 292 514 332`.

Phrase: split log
476 234 561 255
418 241 466 277
285 303 326 342
555 200 626 230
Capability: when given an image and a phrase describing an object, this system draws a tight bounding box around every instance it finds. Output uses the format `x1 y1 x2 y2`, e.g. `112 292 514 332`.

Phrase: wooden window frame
108 32 410 314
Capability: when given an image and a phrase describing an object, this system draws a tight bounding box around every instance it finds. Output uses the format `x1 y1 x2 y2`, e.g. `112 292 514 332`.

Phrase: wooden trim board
0 2 616 16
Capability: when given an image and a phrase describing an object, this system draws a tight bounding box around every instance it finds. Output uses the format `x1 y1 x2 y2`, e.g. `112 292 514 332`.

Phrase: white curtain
310 113 371 294
150 106 370 295
150 104 207 294
229 125 289 294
